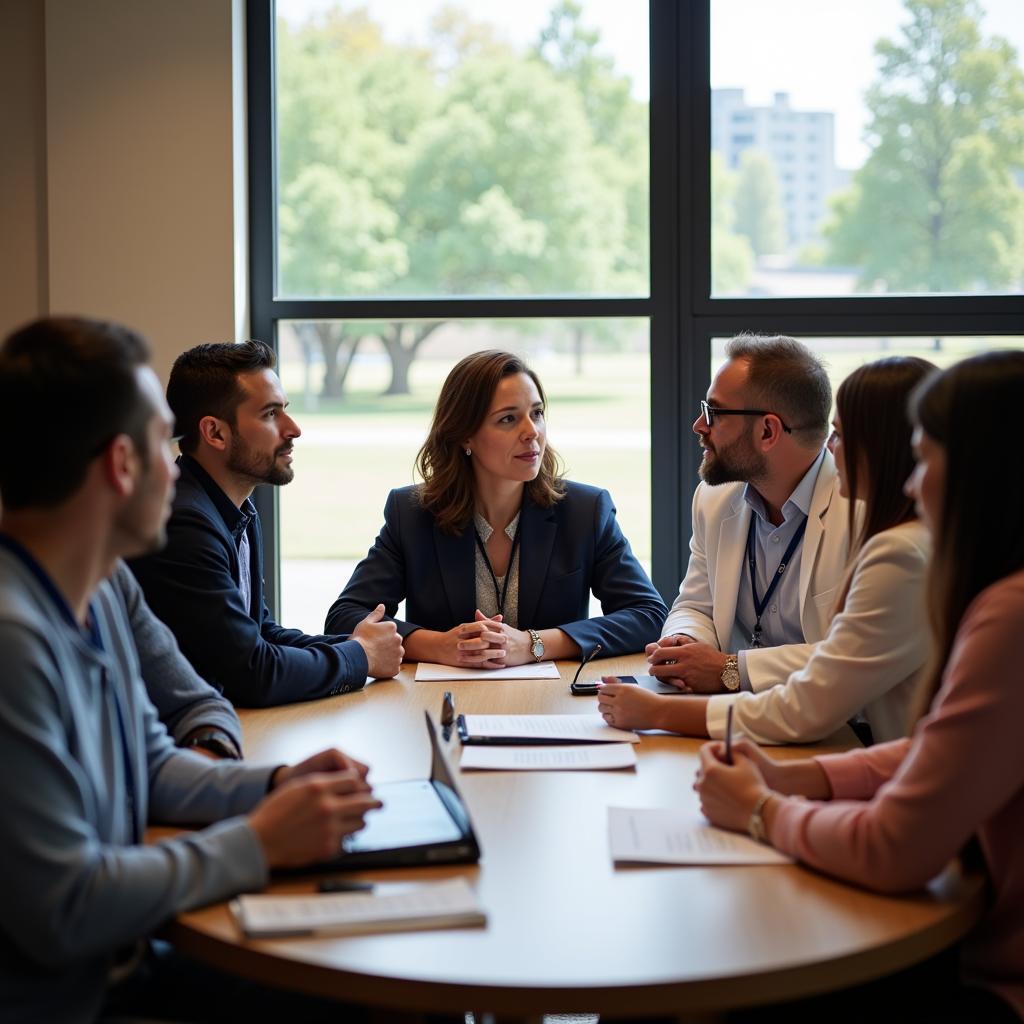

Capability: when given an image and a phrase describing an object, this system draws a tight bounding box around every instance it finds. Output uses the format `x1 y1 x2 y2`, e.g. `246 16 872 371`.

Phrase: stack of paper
461 743 637 771
608 807 793 866
231 878 486 938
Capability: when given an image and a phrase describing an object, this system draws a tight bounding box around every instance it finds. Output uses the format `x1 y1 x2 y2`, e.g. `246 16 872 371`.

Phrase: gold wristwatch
721 654 740 692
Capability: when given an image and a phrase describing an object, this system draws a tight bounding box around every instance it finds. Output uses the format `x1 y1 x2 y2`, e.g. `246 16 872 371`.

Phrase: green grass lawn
279 350 652 561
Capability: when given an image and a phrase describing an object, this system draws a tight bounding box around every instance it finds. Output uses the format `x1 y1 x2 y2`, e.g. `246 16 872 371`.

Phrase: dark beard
698 437 766 486
227 436 294 487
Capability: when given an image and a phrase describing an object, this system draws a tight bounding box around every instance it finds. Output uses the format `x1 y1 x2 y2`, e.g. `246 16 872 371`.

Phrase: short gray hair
725 334 830 449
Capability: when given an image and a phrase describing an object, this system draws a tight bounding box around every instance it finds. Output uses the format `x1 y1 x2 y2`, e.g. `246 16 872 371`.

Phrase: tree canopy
276 3 663 393
825 0 1024 292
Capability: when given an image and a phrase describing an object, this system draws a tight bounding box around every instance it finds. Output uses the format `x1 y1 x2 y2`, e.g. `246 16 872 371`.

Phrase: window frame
247 0 1023 618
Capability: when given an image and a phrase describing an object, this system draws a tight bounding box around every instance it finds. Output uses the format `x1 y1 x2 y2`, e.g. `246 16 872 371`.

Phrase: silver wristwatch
721 654 740 692
528 628 544 662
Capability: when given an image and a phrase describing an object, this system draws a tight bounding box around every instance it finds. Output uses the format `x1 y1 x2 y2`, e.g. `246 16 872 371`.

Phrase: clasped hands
645 633 732 693
444 610 532 668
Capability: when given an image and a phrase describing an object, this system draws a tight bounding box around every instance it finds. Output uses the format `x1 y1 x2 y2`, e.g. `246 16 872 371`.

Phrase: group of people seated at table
0 316 1019 1022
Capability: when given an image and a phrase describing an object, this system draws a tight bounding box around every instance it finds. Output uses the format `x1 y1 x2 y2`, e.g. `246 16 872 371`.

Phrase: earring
465 448 471 456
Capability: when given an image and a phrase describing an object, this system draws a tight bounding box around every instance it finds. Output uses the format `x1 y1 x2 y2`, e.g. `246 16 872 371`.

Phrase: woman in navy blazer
326 351 666 667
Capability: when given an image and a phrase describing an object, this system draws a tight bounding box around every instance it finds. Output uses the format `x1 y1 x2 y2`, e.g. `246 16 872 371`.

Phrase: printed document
608 807 793 865
461 743 637 771
415 661 560 681
461 714 639 743
231 877 486 938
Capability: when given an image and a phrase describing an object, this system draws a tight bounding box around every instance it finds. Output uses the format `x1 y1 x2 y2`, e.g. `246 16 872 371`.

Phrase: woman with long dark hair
326 350 666 666
598 356 935 744
695 350 1024 1021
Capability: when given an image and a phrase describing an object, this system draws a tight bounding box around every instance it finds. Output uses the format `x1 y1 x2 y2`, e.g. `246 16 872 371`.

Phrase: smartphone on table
569 675 684 696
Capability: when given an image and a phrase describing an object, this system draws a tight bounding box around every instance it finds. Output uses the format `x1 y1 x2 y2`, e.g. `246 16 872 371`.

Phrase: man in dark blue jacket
130 340 402 707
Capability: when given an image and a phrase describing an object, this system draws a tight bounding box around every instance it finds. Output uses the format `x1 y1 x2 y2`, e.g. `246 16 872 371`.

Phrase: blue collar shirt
733 449 825 691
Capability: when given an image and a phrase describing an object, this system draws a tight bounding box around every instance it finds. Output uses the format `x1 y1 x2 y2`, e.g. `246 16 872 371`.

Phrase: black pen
317 879 375 893
441 691 455 740
724 704 734 766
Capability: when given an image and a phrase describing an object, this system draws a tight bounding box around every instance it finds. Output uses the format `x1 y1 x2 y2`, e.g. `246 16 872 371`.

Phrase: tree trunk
380 322 444 396
305 324 362 399
572 326 586 376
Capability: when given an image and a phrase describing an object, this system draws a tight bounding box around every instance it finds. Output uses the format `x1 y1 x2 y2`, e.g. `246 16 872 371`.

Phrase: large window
710 0 1024 299
278 317 649 632
276 0 650 302
249 1 1023 619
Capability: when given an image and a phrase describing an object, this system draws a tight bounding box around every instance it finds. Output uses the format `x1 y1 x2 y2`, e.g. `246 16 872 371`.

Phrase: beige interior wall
0 0 246 384
0 1 48 330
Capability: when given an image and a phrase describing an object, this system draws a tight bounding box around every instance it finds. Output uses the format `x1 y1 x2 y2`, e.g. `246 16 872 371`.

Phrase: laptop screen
343 778 463 852
340 712 472 854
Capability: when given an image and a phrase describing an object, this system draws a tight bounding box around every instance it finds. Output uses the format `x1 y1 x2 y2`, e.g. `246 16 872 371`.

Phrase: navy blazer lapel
518 498 557 629
433 521 476 624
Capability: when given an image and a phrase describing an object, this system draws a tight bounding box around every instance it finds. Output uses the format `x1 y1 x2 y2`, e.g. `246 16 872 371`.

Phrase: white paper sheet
461 743 637 771
460 714 639 743
608 807 793 865
414 661 561 681
231 878 486 938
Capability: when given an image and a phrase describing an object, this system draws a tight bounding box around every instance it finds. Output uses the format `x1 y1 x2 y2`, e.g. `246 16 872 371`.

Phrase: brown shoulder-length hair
415 350 566 534
909 350 1024 720
832 356 934 611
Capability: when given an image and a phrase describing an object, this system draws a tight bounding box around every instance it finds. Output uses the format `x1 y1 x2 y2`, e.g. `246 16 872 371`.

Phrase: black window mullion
247 0 281 615
260 297 652 321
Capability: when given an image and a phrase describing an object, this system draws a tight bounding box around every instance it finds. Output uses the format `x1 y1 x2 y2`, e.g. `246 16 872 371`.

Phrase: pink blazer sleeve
816 739 911 800
768 578 1024 893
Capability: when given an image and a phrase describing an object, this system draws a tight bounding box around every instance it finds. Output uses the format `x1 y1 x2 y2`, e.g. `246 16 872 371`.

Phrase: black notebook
309 711 480 872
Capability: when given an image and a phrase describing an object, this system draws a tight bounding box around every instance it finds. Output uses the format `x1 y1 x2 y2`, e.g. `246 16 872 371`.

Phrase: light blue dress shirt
734 449 825 690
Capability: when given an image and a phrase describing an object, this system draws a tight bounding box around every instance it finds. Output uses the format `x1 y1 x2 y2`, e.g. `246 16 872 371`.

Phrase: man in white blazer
650 335 853 694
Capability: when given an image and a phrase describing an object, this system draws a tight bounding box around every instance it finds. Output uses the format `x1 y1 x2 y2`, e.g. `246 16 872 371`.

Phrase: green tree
276 10 429 396
712 154 754 295
535 0 650 366
825 0 1024 291
277 5 649 395
733 149 787 257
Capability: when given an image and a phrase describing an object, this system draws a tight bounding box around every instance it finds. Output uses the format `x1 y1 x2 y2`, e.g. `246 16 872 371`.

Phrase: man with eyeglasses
646 334 853 711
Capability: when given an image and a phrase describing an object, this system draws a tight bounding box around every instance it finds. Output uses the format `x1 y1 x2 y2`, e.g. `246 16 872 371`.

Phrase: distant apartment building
712 89 848 250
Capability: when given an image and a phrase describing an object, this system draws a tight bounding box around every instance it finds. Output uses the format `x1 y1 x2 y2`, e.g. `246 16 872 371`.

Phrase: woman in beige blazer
598 356 935 745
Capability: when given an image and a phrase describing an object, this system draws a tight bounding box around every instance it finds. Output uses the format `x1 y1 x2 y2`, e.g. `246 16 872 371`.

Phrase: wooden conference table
165 656 985 1019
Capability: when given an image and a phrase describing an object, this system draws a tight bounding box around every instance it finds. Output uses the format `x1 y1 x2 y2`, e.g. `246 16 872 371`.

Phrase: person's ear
759 414 786 451
101 434 140 498
198 415 229 452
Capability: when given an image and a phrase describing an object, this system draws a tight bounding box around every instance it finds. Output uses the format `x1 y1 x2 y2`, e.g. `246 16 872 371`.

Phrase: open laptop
319 711 481 871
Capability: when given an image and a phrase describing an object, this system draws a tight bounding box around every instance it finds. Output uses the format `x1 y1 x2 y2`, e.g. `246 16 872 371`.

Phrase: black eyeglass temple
572 643 603 684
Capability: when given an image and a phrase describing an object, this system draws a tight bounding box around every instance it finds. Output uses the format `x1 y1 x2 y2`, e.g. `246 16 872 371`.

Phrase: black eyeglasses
700 400 793 434
572 644 603 685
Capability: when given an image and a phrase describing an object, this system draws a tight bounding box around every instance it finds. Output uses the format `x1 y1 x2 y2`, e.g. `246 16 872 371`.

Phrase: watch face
532 641 544 658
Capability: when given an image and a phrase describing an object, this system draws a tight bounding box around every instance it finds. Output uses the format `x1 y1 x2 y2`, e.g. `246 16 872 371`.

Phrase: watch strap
185 727 241 760
721 654 740 692
528 628 544 662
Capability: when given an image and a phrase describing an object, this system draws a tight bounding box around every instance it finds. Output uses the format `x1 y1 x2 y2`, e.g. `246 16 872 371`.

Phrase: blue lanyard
745 515 807 648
